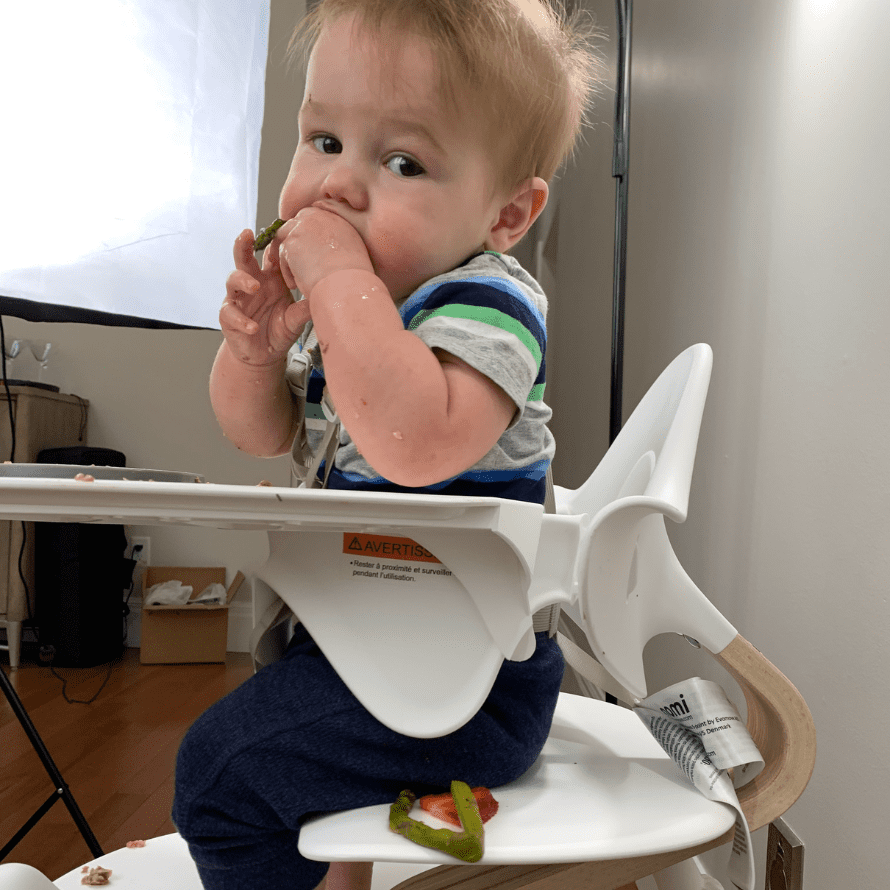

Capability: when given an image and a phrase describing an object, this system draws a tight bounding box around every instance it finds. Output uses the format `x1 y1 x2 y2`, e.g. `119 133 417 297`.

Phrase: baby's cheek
365 223 435 300
369 229 399 260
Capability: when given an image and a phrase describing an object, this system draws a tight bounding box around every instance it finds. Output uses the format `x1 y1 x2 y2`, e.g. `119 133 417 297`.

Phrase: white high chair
0 343 815 890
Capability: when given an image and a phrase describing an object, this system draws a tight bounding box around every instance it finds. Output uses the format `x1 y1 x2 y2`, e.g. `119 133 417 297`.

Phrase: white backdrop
0 0 270 329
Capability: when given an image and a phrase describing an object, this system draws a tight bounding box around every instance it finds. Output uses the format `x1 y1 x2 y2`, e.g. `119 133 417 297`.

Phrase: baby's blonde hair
291 0 604 190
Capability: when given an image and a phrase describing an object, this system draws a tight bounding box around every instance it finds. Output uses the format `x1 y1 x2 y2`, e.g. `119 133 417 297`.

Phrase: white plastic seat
0 344 815 890
300 695 737 868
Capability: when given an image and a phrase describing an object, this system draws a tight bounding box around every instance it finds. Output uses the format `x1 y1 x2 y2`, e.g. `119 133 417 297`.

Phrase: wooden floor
1 648 253 880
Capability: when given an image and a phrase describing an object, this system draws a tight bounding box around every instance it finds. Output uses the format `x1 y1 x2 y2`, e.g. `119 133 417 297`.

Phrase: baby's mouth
311 199 344 216
310 202 362 236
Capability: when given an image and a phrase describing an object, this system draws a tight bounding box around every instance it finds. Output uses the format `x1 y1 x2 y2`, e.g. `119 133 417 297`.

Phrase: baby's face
279 14 508 302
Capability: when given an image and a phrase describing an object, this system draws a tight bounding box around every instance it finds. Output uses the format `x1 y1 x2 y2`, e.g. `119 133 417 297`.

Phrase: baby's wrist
223 338 289 374
310 268 387 303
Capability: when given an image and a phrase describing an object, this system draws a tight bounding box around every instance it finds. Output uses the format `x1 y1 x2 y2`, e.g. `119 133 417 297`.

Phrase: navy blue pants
173 625 563 890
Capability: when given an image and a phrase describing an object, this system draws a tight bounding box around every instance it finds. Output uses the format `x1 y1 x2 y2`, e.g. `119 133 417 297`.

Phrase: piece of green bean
388 781 484 863
254 218 285 252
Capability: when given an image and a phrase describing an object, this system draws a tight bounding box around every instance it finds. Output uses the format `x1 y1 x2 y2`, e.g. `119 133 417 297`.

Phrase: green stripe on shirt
407 304 542 369
527 382 546 402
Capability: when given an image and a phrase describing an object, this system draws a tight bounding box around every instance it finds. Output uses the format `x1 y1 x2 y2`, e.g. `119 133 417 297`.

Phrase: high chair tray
0 475 540 539
0 463 205 483
0 476 553 737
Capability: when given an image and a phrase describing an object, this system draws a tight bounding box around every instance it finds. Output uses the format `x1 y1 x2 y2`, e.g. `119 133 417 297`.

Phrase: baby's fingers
284 298 311 334
222 269 261 334
220 297 259 335
233 229 262 274
228 267 260 297
261 242 280 274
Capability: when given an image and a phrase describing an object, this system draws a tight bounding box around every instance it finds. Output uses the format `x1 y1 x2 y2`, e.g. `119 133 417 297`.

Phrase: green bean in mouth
254 218 285 252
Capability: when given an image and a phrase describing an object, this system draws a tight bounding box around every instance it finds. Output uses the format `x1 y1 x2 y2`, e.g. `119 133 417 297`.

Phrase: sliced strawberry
418 786 499 827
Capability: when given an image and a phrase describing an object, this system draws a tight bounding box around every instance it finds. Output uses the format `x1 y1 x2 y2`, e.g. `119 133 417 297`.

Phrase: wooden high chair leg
324 862 373 890
390 833 733 890
713 635 816 832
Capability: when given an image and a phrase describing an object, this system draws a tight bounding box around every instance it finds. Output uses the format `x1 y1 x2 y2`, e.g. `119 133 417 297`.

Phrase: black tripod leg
0 790 61 860
0 666 104 860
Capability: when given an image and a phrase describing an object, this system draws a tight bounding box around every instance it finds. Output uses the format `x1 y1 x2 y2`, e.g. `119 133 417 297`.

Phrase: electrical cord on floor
43 554 137 704
123 577 136 644
49 658 118 705
0 315 38 662
0 315 17 460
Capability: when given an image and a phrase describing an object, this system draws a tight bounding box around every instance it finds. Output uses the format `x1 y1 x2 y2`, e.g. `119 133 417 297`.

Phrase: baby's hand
220 229 311 367
276 207 374 296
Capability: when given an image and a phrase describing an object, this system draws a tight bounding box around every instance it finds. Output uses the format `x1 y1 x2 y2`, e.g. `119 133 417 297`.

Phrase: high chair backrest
552 343 815 831
558 343 711 524
553 343 737 700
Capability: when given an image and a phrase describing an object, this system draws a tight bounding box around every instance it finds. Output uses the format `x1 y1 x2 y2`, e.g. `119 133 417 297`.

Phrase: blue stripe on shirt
323 465 548 505
401 278 546 353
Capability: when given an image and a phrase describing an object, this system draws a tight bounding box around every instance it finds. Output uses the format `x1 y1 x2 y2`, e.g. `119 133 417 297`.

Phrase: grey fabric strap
288 329 340 490
302 395 339 489
249 596 294 673
556 630 636 705
532 467 560 636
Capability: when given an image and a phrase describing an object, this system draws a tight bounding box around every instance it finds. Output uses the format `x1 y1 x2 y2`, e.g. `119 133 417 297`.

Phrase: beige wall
551 1 889 887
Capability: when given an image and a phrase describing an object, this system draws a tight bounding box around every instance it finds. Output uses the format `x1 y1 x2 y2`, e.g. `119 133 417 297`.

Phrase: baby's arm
312 272 514 486
210 229 311 457
277 209 515 487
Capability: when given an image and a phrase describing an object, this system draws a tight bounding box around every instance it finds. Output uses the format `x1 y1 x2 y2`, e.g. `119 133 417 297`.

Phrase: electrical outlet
131 536 151 566
766 818 804 890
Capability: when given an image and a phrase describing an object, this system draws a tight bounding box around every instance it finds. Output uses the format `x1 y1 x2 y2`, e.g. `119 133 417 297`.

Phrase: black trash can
35 447 133 667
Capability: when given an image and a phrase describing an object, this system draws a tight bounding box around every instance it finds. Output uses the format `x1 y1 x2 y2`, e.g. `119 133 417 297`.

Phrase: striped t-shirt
290 251 555 504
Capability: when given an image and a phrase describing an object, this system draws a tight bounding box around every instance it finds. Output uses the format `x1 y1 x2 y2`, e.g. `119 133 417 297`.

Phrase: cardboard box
140 567 244 664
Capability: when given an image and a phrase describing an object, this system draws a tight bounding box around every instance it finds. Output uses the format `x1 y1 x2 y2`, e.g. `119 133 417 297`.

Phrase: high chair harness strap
286 334 338 490
533 468 561 636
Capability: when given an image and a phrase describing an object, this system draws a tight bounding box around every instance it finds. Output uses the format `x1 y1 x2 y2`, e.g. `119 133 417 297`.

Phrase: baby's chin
377 260 460 303
385 278 426 303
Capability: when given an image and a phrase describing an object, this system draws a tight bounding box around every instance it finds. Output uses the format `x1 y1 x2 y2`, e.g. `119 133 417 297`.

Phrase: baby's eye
311 135 341 154
385 154 425 177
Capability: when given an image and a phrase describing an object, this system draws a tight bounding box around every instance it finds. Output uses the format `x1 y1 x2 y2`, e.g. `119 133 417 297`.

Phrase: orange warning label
343 533 441 563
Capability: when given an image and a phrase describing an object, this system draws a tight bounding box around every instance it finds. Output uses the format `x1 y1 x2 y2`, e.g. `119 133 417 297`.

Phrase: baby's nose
322 162 369 210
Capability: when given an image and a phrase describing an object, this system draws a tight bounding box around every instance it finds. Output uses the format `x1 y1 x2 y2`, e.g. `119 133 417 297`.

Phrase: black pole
610 0 633 445
604 0 633 708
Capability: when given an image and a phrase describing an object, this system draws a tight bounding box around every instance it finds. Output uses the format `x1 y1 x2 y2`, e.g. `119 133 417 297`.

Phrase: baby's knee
176 707 219 782
172 705 240 835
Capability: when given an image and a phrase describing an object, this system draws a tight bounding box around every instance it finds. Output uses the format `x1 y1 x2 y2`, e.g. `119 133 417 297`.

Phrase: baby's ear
487 178 549 253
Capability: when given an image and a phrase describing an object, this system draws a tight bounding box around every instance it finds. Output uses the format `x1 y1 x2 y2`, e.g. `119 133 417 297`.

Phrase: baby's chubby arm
209 230 312 457
277 208 515 487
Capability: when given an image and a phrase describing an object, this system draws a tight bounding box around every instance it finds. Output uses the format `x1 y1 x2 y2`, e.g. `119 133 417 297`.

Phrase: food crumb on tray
81 865 112 885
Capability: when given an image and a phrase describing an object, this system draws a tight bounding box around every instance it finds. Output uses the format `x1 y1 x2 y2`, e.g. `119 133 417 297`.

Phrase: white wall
548 0 889 887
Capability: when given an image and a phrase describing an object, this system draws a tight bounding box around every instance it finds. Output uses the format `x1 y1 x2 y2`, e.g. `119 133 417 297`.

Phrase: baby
176 2 601 889
209 0 599 500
